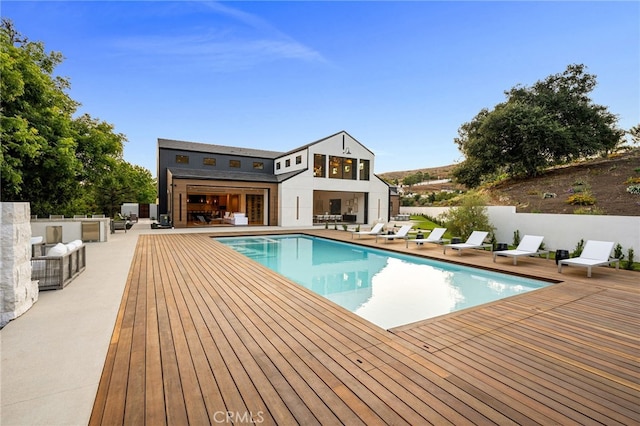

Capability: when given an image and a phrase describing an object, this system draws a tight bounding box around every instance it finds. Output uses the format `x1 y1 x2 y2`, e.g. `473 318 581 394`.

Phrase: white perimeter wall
31 218 110 243
402 206 640 253
121 203 158 219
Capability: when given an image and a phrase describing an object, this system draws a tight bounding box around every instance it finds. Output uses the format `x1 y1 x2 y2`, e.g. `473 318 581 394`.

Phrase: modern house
157 131 396 228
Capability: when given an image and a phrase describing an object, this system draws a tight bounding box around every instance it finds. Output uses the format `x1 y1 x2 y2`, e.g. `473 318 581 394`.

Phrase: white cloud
112 1 326 71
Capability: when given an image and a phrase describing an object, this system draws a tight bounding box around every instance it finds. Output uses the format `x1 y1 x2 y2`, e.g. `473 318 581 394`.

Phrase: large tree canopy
452 64 625 188
0 19 156 216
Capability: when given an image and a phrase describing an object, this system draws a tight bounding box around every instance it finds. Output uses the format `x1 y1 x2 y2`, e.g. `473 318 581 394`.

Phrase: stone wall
1 202 39 328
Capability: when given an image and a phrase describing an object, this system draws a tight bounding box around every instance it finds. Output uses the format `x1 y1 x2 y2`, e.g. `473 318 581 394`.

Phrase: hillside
382 149 640 217
379 164 457 183
486 149 640 216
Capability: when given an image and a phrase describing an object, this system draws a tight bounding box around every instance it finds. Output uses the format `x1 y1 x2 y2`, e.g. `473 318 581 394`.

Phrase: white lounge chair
351 222 385 239
492 235 549 265
406 227 449 248
443 231 491 255
557 240 619 277
376 224 413 243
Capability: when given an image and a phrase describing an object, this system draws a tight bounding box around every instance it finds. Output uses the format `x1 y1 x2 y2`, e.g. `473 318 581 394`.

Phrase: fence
401 206 640 254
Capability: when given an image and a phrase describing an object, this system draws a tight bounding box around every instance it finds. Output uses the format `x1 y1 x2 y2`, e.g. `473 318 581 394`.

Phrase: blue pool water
216 234 551 329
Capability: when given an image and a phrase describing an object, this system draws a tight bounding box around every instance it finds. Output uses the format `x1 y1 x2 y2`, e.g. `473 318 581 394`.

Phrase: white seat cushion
46 243 68 257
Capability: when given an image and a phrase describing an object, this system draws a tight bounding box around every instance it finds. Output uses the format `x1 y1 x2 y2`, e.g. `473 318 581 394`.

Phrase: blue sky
4 1 639 176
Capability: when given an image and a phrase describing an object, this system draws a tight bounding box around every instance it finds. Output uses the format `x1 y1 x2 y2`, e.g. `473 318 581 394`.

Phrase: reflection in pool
216 234 550 329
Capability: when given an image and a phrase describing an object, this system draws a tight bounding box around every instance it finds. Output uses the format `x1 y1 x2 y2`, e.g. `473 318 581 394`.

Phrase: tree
629 124 640 145
1 18 81 213
72 114 125 184
1 19 157 215
453 64 625 188
92 161 157 217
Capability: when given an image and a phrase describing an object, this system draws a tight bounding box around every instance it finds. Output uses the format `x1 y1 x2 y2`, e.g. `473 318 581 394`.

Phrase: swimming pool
216 234 551 329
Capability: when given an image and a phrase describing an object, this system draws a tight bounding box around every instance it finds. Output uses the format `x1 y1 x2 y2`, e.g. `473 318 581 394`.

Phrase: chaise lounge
557 240 619 277
493 235 549 265
351 222 385 239
443 231 492 256
376 224 413 243
406 227 449 249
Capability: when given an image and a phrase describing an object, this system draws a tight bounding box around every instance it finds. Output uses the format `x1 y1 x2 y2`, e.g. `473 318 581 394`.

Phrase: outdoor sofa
224 212 248 225
31 240 86 290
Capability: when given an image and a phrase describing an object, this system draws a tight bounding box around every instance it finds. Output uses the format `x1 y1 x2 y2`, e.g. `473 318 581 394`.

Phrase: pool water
216 234 551 329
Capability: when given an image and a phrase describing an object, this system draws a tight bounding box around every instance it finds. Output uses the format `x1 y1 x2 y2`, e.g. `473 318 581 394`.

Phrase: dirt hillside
382 149 640 217
487 149 640 216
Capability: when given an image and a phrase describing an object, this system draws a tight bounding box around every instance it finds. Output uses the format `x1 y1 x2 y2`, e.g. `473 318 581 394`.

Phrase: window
329 156 341 179
343 158 356 180
359 159 370 181
285 159 291 167
176 155 189 164
229 160 241 168
276 162 281 170
329 156 357 180
253 162 264 170
203 157 216 166
296 155 302 164
313 154 325 177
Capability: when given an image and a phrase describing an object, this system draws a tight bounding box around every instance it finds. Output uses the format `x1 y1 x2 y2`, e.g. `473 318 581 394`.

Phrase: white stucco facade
277 133 390 227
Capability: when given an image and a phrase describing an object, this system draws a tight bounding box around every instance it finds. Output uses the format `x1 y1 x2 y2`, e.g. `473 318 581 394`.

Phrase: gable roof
159 130 376 162
158 138 283 159
277 130 376 158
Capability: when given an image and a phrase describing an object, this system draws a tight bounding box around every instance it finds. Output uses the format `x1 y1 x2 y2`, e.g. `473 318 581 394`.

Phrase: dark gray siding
158 147 278 215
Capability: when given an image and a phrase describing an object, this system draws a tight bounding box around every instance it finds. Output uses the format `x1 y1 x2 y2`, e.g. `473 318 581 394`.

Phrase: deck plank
90 230 640 425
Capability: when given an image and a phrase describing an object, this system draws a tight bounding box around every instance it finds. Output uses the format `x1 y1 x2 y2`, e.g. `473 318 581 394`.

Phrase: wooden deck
90 230 640 425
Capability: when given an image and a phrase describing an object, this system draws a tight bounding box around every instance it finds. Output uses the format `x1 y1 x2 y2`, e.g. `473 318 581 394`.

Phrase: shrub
572 239 585 257
439 191 494 240
512 230 521 247
490 233 498 249
626 248 635 270
627 184 640 195
566 192 596 205
613 243 624 260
